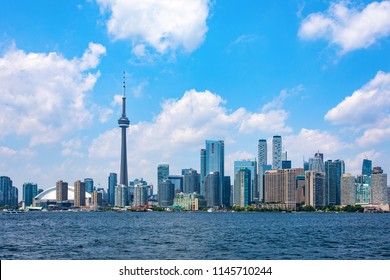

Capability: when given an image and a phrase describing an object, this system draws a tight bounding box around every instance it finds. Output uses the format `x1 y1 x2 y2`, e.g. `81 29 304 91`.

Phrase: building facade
108 173 117 206
204 171 220 207
341 173 355 205
22 182 38 207
158 179 174 207
74 180 86 207
234 167 251 207
56 180 68 202
272 136 282 170
205 140 224 206
183 169 200 194
234 159 257 202
371 167 388 205
305 171 326 208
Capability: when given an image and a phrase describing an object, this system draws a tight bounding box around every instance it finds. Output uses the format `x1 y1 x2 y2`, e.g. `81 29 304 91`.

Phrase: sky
1 0 390 191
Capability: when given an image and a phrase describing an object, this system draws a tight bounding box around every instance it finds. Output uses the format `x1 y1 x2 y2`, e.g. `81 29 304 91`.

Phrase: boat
3 209 27 214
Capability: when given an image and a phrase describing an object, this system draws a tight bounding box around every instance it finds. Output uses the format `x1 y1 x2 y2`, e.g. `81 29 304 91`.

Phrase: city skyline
1 0 390 191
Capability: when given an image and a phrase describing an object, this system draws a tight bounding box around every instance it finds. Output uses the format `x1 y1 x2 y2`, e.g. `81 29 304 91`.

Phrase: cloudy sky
1 0 390 190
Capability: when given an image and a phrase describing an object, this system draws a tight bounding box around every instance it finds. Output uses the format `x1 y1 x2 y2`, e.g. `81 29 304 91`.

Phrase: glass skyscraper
84 178 94 194
362 159 372 176
200 149 206 196
272 136 282 170
158 179 174 207
205 140 224 206
234 159 257 203
205 171 220 207
183 169 200 194
108 173 117 206
157 164 169 186
22 182 38 207
234 167 251 207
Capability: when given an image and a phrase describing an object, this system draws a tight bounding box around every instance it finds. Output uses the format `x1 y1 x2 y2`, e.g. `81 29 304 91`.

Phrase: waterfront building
272 136 282 170
309 153 325 173
371 167 388 205
265 168 304 209
258 139 267 166
74 180 86 207
22 182 38 208
115 184 128 207
356 183 370 204
118 73 130 187
158 179 174 207
224 176 232 208
183 169 200 194
305 171 326 208
234 159 257 202
258 164 272 203
362 159 372 176
92 190 103 207
173 193 207 211
325 159 345 206
11 187 18 207
84 178 94 194
168 175 184 193
205 140 224 206
204 171 220 207
234 167 251 207
341 173 355 205
0 176 13 207
56 180 68 202
108 173 117 206
133 184 148 207
296 174 305 205
96 187 108 206
200 149 206 196
33 186 91 207
157 164 169 186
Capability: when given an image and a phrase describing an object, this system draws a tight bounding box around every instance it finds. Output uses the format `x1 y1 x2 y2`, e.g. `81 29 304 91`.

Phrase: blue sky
1 0 390 190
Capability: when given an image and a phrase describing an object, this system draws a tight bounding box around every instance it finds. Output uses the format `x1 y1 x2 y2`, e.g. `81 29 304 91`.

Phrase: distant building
157 164 169 185
325 159 345 206
309 153 325 173
0 176 14 207
22 182 38 208
362 159 372 176
92 190 103 207
74 180 86 207
204 171 220 207
296 174 305 205
158 179 174 207
272 136 282 170
341 173 355 205
234 159 257 202
356 183 370 204
168 175 184 194
56 180 68 202
234 167 251 207
371 167 388 205
305 171 326 208
200 149 206 196
224 176 231 208
115 184 128 207
84 178 94 194
108 173 117 206
133 184 148 207
258 165 272 203
183 169 200 194
282 160 292 169
205 140 225 206
173 193 207 211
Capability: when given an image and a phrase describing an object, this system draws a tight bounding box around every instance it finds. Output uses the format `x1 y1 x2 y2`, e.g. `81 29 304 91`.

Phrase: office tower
118 73 130 187
204 172 220 207
22 183 38 207
258 139 269 203
205 140 224 206
362 159 372 176
108 173 117 206
224 176 231 208
371 167 388 205
234 167 251 207
341 173 355 205
305 171 326 208
325 159 346 205
96 187 108 206
115 184 128 207
265 168 303 209
74 180 86 207
168 175 184 193
296 174 305 205
259 165 272 202
92 190 103 207
200 149 206 196
183 169 200 194
84 178 94 194
56 180 68 202
158 179 174 207
157 164 169 186
234 159 257 202
356 182 370 204
282 160 292 169
11 186 18 207
258 139 267 166
309 152 325 173
272 136 282 170
0 176 13 207
133 184 148 207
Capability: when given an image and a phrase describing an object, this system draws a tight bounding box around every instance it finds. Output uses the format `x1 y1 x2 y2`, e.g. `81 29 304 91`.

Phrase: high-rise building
200 149 206 196
183 169 200 194
56 180 68 202
0 176 13 207
84 178 94 194
234 159 257 202
167 175 184 194
74 180 86 207
115 184 128 207
258 139 269 203
205 140 224 206
305 171 325 208
118 72 130 187
362 159 372 176
309 152 325 173
272 136 282 170
11 186 18 207
158 179 174 207
204 172 220 207
356 182 370 204
258 139 267 166
22 182 38 207
224 176 231 208
341 173 355 205
234 167 251 207
296 174 305 205
157 164 169 186
92 190 103 207
371 167 388 205
258 165 272 202
133 184 148 207
108 173 117 206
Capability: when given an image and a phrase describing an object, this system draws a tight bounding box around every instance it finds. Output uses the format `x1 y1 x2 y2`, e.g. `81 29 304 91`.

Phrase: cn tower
118 71 130 186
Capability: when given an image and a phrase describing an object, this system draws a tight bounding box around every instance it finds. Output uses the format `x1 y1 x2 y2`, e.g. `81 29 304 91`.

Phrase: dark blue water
1 212 389 260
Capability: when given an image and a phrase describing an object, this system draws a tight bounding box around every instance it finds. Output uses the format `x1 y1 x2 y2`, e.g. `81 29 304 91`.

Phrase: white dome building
33 186 91 207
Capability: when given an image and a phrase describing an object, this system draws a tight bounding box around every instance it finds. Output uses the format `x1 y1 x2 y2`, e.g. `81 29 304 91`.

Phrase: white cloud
0 146 17 156
96 0 211 56
131 80 148 97
344 149 381 175
0 43 106 146
88 89 291 184
299 1 390 53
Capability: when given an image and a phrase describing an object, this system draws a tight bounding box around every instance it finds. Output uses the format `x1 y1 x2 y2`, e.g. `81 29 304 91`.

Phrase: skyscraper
84 178 94 194
258 139 267 166
158 179 174 207
205 140 224 206
183 169 200 194
108 173 117 206
258 139 269 203
0 176 13 207
22 182 38 208
371 167 388 205
157 164 169 186
200 149 206 196
309 152 325 173
167 175 184 193
224 176 232 208
234 167 251 207
272 136 282 170
118 72 130 187
56 180 68 202
341 173 355 205
305 171 326 208
205 172 220 207
234 159 257 202
74 180 86 207
362 159 372 176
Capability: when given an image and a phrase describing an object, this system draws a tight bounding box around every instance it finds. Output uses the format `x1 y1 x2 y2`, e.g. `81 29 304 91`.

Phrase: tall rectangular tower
272 136 282 170
205 140 224 206
74 180 86 207
200 149 206 196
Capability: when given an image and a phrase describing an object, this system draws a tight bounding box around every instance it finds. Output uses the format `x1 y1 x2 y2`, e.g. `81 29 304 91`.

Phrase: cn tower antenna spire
123 70 126 97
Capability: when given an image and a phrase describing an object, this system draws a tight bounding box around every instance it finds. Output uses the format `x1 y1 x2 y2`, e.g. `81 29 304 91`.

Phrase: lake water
1 212 389 260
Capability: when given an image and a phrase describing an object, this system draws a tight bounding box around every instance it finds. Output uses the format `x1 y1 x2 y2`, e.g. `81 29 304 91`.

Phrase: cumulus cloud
96 0 211 56
88 89 291 183
299 1 390 53
0 43 106 146
344 149 381 175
